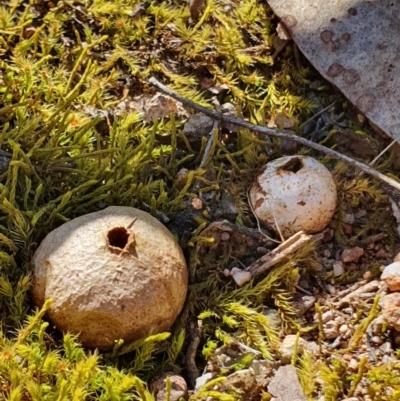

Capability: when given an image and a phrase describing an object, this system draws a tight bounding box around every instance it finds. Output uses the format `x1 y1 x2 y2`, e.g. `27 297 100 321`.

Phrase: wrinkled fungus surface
31 206 188 350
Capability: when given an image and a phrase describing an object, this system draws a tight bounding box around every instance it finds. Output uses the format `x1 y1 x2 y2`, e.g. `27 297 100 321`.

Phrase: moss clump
0 300 157 400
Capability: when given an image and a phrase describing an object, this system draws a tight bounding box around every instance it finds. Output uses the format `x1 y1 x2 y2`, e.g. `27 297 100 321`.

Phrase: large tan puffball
249 156 337 237
31 206 188 350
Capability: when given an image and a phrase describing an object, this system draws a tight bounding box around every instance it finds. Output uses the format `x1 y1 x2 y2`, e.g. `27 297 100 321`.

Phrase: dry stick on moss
245 231 312 277
186 320 203 388
149 77 400 194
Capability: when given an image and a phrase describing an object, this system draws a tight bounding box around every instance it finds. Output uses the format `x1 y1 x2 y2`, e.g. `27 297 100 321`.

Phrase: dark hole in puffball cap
107 227 129 249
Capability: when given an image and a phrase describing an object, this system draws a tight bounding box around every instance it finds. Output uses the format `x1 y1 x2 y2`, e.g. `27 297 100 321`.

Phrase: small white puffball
249 155 337 237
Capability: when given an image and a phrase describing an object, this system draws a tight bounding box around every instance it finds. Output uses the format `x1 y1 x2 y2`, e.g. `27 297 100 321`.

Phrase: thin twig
300 101 336 129
149 77 400 194
369 139 397 167
186 320 202 388
199 119 219 168
245 231 312 277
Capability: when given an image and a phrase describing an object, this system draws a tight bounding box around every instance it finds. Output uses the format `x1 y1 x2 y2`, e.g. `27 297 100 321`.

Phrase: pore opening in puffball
107 227 130 249
279 157 303 173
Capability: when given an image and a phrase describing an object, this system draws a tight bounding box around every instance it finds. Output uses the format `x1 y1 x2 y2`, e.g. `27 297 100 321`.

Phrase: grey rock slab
267 0 400 142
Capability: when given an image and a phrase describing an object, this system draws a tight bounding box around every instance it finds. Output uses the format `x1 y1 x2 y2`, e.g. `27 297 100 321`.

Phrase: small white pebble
339 324 348 334
349 358 359 370
223 269 231 277
320 310 335 322
232 271 252 287
326 284 336 294
363 270 372 280
370 336 383 345
333 261 344 277
220 232 230 241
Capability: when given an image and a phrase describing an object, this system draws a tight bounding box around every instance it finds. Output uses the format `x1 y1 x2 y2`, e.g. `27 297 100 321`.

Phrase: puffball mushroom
249 155 337 237
31 206 188 350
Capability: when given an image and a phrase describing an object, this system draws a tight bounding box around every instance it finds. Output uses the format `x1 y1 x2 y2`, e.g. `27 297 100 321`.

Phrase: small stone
217 369 258 397
370 336 383 345
333 261 344 277
191 198 203 210
324 320 340 339
221 102 236 113
343 213 355 224
23 26 36 39
223 269 231 277
274 113 295 129
322 249 331 258
376 248 390 259
393 331 400 346
183 114 214 141
339 324 348 334
201 77 215 89
348 358 359 370
381 293 400 331
294 295 316 314
150 373 188 401
214 190 239 220
268 365 307 401
176 168 189 180
319 310 335 323
279 334 318 363
369 315 385 335
343 224 353 234
249 360 273 386
326 284 336 294
340 247 364 263
298 278 310 290
257 247 268 254
263 308 282 328
0 151 11 174
220 232 230 241
232 271 252 287
323 229 334 242
280 138 298 155
381 262 400 291
221 103 239 133
363 270 372 280
277 22 292 40
195 372 216 391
